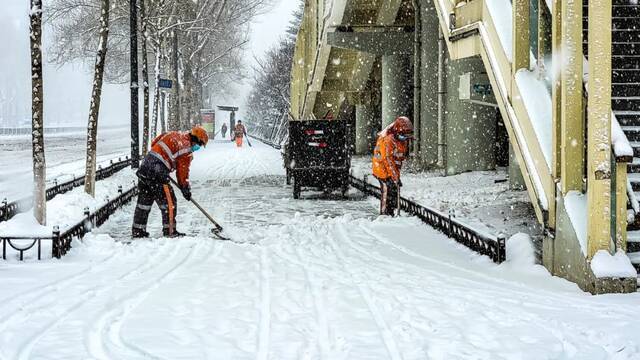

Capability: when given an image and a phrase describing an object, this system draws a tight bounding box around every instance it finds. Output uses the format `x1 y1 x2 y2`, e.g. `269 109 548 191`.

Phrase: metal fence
0 156 131 223
350 175 506 264
248 134 282 149
2 185 138 261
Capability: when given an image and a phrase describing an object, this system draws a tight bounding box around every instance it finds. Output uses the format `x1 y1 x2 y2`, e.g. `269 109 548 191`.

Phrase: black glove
181 185 192 201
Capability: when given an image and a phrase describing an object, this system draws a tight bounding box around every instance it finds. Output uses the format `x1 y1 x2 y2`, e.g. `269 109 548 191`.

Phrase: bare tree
30 0 47 224
84 0 110 196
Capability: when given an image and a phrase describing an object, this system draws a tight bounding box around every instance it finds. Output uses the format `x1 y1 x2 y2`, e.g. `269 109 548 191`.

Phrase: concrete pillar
355 103 377 155
381 55 412 128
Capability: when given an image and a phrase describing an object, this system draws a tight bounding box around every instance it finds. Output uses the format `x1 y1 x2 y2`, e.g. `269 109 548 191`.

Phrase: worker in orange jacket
372 116 414 216
132 126 209 238
234 120 247 147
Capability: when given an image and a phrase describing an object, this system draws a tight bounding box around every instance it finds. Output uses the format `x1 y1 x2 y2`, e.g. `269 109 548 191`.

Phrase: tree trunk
84 0 110 197
30 0 46 225
140 0 150 155
169 29 181 131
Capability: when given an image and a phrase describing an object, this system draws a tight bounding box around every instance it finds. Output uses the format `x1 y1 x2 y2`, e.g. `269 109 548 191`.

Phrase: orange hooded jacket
149 131 193 187
372 133 408 183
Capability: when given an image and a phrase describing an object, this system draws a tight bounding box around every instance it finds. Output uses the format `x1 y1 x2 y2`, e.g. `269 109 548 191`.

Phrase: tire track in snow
12 241 177 360
0 242 171 341
256 246 271 360
89 239 215 360
0 250 118 320
328 225 403 360
271 239 333 358
293 245 332 359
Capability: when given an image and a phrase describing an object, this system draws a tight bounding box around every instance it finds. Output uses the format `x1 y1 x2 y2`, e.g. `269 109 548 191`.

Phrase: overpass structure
290 0 640 293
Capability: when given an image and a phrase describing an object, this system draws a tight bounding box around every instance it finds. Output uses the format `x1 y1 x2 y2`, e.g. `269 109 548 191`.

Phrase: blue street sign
159 79 173 89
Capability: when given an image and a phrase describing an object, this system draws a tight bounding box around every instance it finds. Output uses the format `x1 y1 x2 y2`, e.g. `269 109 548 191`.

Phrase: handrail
0 155 131 223
1 184 137 260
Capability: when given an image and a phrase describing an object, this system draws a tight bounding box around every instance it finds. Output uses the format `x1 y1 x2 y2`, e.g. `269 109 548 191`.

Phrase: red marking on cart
305 129 325 135
308 142 328 148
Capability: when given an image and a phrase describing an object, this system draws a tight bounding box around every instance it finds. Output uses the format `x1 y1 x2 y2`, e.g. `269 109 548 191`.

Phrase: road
0 140 639 360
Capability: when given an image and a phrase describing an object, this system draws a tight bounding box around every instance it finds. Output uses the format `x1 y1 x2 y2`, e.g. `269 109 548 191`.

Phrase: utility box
458 72 496 107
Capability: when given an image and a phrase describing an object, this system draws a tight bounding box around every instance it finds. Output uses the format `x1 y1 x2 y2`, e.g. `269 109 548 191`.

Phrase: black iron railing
248 134 282 149
350 175 506 264
0 156 131 223
1 185 138 261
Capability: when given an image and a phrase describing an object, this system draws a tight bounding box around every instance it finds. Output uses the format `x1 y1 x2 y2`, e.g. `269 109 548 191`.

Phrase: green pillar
355 104 377 154
382 55 412 128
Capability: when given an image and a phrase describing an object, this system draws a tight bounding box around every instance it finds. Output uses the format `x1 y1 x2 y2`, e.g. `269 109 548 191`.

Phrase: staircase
585 0 640 280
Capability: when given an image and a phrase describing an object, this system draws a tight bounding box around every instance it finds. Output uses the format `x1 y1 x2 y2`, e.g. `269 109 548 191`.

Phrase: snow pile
515 70 552 168
564 191 588 255
591 250 638 278
506 232 537 267
612 117 634 158
0 168 135 238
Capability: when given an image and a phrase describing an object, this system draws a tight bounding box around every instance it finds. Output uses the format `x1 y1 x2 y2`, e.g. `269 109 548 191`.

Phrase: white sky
0 0 298 128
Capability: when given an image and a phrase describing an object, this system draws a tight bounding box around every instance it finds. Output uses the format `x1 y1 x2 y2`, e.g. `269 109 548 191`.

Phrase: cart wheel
341 184 349 199
293 178 301 199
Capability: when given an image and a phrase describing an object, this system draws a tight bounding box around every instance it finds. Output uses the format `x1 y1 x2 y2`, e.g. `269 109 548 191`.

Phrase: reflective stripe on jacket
372 134 408 182
149 131 193 187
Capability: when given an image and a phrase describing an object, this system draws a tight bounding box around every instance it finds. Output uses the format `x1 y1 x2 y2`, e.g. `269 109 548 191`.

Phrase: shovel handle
169 178 224 230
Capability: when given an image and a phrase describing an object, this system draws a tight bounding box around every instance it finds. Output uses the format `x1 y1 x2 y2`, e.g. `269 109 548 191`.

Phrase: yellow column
560 0 584 194
587 0 613 257
550 0 562 229
512 0 530 80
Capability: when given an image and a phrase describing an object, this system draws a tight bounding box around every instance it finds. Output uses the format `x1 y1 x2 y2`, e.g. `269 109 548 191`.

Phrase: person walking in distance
371 116 414 216
221 123 228 139
234 120 247 147
132 125 209 238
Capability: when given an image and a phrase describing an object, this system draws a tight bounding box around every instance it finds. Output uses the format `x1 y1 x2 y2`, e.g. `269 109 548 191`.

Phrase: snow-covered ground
1 140 639 359
352 157 543 254
0 126 131 201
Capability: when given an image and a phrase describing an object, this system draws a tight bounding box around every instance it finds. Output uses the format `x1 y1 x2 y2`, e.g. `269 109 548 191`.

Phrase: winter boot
164 230 186 238
132 229 150 238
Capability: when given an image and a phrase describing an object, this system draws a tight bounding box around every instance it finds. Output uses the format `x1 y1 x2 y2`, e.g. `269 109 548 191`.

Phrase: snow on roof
591 250 637 279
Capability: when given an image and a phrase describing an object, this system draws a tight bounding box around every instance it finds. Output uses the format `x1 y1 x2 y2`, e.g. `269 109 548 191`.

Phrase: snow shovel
169 178 230 241
245 135 252 147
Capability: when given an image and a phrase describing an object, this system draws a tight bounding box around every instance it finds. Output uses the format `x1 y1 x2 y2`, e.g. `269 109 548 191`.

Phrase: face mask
397 134 410 142
191 144 201 152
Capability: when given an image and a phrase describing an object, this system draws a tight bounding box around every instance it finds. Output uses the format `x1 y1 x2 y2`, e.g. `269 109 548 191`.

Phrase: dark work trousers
379 179 399 216
132 179 178 236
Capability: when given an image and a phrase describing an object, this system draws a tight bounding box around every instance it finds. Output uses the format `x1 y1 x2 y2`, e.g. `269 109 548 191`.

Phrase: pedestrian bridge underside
290 0 640 293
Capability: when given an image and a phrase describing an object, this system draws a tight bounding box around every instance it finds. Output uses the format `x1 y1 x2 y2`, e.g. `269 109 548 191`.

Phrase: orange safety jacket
372 133 408 183
149 131 193 187
234 124 246 138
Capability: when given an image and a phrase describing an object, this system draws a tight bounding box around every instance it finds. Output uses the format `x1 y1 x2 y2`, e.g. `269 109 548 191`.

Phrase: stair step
613 84 640 98
628 252 640 265
614 98 640 112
